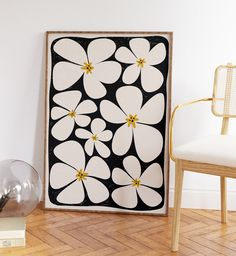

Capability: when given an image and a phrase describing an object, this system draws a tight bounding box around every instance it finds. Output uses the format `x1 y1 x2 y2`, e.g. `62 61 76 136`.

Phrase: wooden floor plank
0 208 236 255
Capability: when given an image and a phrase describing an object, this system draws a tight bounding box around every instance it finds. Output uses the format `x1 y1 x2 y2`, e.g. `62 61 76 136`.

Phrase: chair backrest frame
212 64 236 120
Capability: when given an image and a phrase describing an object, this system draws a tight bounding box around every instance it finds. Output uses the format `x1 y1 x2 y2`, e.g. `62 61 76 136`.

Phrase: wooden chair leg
171 159 184 252
220 176 227 224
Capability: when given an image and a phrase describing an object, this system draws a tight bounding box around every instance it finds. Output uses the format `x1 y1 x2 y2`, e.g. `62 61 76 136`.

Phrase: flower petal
139 93 164 124
137 186 162 207
134 124 163 162
57 181 84 204
84 75 106 99
112 124 133 156
53 62 83 91
53 91 82 111
100 100 126 123
85 156 110 179
141 66 163 92
75 128 92 139
122 64 140 84
74 115 91 127
112 186 137 208
54 38 87 65
50 163 76 189
146 43 166 65
54 140 85 170
76 100 97 114
99 130 113 142
84 177 109 203
95 141 111 158
87 38 116 64
141 163 163 188
51 116 74 141
116 86 142 115
51 107 68 120
129 38 150 58
123 155 141 179
93 61 121 84
112 168 132 185
115 47 137 64
91 118 106 134
84 139 94 156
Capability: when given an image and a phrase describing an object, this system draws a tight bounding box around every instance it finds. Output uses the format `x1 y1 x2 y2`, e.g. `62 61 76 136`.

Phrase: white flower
51 90 97 141
115 38 166 92
50 141 110 204
75 118 112 158
112 155 163 208
100 86 164 162
53 38 122 99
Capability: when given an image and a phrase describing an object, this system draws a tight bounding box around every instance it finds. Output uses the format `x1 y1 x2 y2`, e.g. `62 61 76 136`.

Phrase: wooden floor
1 208 236 256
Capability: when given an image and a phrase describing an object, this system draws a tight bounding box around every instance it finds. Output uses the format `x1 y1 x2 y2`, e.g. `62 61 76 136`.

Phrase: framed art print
44 31 172 215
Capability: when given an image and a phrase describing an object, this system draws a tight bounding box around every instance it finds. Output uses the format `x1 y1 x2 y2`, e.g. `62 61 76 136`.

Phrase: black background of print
47 35 169 211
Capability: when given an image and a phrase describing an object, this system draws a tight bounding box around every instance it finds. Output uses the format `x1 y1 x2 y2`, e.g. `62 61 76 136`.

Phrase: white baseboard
169 188 236 210
40 189 236 211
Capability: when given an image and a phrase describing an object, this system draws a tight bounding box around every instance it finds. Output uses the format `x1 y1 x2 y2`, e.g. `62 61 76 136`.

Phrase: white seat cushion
173 135 236 168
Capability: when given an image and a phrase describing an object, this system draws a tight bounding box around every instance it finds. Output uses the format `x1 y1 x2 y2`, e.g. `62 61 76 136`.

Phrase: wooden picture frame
44 31 172 215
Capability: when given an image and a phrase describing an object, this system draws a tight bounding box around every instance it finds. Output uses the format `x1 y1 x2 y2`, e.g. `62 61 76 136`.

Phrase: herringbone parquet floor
1 207 236 255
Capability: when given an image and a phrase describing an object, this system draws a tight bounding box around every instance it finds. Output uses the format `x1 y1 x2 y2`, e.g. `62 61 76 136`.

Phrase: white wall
1 0 236 209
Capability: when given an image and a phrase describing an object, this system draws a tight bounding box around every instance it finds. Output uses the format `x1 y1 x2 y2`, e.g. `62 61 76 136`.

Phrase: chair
170 63 236 252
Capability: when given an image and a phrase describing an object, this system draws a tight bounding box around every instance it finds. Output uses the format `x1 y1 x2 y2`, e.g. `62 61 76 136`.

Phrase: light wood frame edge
182 160 236 178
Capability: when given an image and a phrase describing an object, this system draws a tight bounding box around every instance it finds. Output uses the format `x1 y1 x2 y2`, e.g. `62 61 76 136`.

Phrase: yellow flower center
76 169 88 181
132 179 141 188
136 58 146 68
68 110 77 118
91 134 98 141
81 62 94 74
126 114 139 128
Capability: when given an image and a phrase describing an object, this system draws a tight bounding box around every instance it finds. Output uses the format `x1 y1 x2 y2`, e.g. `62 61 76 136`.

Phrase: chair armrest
169 97 213 161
